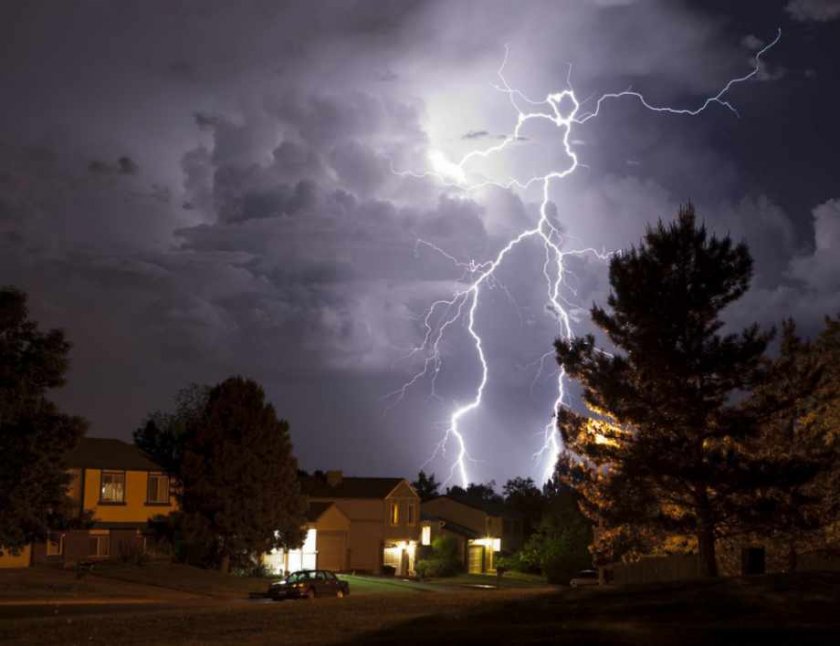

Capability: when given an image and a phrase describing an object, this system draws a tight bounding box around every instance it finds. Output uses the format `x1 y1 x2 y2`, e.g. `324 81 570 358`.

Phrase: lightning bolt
390 29 781 486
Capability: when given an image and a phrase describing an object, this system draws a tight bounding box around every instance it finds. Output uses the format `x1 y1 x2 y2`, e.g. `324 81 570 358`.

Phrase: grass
338 575 435 595
424 571 549 589
1 571 836 645
89 561 269 599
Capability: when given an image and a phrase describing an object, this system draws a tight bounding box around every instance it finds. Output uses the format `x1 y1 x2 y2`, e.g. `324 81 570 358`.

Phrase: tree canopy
411 470 441 501
554 205 812 576
152 376 307 572
0 287 86 552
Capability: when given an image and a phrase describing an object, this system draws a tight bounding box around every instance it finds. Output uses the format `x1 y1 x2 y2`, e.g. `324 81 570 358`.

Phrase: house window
407 502 416 526
100 471 125 503
421 526 431 546
389 502 399 526
146 472 170 504
89 533 110 558
46 533 64 556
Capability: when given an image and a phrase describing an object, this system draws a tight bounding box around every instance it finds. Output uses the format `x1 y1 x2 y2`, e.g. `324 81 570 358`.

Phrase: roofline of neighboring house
423 494 515 518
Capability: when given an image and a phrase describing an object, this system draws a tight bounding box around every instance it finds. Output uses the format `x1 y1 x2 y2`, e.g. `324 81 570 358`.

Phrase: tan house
262 501 351 575
420 495 523 574
0 437 178 568
302 471 421 575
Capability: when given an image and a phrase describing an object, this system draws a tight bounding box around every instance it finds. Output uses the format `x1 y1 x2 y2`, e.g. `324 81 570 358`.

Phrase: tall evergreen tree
411 470 441 501
179 376 307 572
744 320 829 570
0 287 86 552
555 205 782 577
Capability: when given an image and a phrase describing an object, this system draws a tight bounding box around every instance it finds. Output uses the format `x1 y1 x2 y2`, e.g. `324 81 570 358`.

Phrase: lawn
89 561 269 599
0 572 836 645
338 574 438 595
422 571 549 589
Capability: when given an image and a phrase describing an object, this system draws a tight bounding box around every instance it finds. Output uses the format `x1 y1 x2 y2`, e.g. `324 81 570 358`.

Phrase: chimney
326 470 343 487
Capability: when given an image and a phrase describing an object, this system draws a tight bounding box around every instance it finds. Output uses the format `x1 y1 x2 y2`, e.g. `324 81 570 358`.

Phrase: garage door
468 545 484 574
317 532 347 572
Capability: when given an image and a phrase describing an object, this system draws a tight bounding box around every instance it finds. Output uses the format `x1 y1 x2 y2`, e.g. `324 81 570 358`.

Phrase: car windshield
286 571 307 583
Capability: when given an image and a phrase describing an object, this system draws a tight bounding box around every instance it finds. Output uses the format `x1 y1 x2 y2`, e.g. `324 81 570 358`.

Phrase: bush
415 535 462 579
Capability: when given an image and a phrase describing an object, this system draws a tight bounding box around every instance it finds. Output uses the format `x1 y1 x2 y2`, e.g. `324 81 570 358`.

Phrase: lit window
421 526 431 546
46 533 64 556
146 473 170 504
407 502 416 526
100 471 125 503
89 533 110 558
389 502 399 525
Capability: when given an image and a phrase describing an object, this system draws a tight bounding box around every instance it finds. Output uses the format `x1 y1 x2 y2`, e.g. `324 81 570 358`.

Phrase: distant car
267 569 349 600
569 569 599 588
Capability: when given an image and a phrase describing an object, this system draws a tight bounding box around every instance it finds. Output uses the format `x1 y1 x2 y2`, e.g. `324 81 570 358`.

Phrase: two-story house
420 495 523 574
262 501 351 575
300 471 421 575
33 437 178 566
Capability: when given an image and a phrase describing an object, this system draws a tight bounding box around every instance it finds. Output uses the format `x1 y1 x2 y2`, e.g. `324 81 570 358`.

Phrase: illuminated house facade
302 471 421 576
262 501 350 575
0 437 178 568
420 496 523 574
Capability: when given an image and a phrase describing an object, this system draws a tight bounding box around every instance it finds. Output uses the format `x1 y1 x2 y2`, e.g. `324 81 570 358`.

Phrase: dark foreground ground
0 571 838 645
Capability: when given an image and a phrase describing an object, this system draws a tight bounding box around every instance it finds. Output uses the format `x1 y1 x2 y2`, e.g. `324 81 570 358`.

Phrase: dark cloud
0 0 838 484
785 0 840 22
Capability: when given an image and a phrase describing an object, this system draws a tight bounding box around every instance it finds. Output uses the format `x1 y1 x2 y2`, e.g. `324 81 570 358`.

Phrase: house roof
302 476 409 500
425 495 520 519
306 501 336 522
421 515 479 539
65 437 163 472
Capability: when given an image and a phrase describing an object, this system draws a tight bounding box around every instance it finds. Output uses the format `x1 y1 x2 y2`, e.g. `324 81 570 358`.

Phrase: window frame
406 501 416 526
146 472 171 505
389 501 399 526
46 533 64 556
421 525 431 546
89 533 110 558
99 470 126 504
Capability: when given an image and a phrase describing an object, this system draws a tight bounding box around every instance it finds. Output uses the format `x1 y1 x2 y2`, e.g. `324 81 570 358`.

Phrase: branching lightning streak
390 30 781 486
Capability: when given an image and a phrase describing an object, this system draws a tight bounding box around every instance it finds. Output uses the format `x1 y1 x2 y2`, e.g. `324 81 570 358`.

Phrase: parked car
267 569 350 600
569 569 599 588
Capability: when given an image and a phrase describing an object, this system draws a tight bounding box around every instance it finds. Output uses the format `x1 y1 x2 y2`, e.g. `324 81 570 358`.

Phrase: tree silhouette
411 470 441 501
179 376 307 572
555 205 788 577
0 287 86 553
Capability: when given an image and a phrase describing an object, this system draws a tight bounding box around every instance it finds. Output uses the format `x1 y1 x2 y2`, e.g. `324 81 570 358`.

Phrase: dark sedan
267 570 350 600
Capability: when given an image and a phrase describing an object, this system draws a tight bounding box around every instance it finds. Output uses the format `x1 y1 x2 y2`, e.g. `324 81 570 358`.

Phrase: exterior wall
422 498 487 536
80 468 177 525
311 482 421 573
0 545 31 569
30 528 144 566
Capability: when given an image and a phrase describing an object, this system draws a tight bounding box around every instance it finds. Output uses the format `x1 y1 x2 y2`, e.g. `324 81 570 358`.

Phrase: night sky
1 0 838 485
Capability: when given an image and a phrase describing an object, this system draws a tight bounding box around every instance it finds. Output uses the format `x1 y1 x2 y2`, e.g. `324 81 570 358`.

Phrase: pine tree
555 205 779 577
744 320 830 571
411 470 441 501
179 376 307 572
0 287 86 552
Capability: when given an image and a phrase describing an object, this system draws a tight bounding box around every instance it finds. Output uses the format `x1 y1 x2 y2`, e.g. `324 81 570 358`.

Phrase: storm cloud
1 0 838 483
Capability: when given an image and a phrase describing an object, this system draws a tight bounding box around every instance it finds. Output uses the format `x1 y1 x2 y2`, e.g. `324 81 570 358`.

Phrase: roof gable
65 437 163 472
302 476 409 500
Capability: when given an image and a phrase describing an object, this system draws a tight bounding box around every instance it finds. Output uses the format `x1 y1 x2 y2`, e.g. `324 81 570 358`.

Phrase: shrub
415 535 462 579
